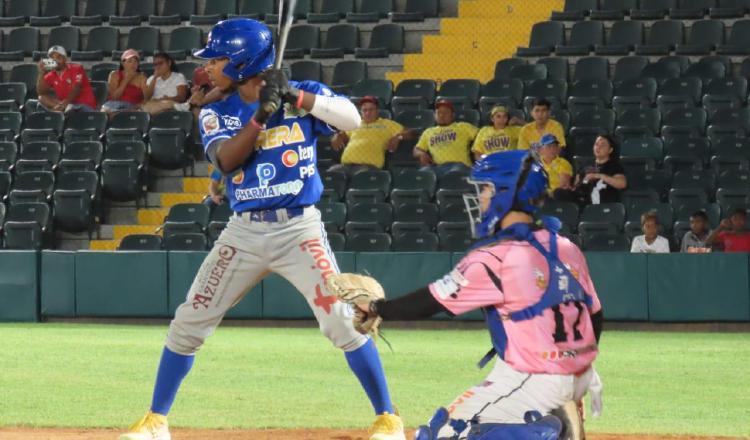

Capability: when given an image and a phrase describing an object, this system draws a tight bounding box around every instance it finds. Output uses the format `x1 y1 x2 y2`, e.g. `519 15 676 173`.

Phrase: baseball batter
119 18 404 440
334 151 604 440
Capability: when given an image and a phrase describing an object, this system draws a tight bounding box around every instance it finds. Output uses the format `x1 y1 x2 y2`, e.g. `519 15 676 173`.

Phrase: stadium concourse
0 0 748 254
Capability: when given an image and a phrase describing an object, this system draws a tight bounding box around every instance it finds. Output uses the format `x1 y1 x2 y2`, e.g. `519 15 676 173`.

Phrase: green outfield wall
2 251 749 322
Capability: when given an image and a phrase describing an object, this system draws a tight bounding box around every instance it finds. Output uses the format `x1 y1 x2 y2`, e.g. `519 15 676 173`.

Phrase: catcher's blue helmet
463 150 548 238
193 18 275 82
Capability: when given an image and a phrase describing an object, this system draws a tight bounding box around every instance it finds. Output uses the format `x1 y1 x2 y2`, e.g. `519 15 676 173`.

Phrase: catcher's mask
463 150 548 239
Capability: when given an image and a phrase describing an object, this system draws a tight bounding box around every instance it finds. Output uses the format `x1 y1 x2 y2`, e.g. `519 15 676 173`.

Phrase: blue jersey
198 81 337 212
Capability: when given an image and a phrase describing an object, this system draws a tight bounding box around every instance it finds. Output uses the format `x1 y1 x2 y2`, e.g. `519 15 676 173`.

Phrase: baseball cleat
118 411 170 440
369 412 406 440
551 400 585 440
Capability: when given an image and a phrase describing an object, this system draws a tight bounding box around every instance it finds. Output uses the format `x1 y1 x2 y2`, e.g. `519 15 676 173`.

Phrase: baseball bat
262 0 297 114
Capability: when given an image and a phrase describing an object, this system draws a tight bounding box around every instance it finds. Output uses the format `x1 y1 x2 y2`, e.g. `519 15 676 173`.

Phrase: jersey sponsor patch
221 115 242 130
256 163 277 187
231 170 244 184
432 269 469 299
281 149 299 167
201 110 220 135
234 179 305 200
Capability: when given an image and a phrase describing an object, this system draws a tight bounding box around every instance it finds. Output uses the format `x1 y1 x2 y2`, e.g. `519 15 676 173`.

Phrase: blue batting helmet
463 150 548 238
193 18 275 82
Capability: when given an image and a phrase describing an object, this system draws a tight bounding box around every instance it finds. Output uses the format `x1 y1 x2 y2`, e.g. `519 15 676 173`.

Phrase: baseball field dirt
0 428 747 440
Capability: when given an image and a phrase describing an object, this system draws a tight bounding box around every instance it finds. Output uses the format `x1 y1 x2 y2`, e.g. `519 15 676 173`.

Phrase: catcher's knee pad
413 407 467 440
466 412 562 440
550 401 584 440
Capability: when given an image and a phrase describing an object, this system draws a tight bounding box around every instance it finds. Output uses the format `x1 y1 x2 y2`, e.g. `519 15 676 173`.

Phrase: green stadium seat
0 0 38 26
347 202 393 229
311 24 358 58
164 233 208 251
0 28 40 61
190 0 236 24
110 0 156 25
0 143 17 172
580 203 626 229
389 0 438 21
437 221 472 251
582 232 631 251
517 21 564 57
347 0 392 22
557 21 604 56
119 234 163 250
393 231 439 251
150 0 195 25
394 202 438 228
345 232 391 251
551 0 598 21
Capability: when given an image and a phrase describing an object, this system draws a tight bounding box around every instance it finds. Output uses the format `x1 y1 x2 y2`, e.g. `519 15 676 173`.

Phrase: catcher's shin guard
550 401 584 440
466 411 562 440
414 407 449 440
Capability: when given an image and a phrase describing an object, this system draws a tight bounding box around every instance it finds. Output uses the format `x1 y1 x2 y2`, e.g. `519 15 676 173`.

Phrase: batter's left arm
288 87 361 131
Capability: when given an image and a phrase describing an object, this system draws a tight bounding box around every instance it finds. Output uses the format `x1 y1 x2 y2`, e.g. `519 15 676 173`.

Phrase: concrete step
104 206 139 225
150 176 186 193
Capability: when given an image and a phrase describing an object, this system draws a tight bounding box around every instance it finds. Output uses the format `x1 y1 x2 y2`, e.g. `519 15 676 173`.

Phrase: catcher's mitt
326 273 385 337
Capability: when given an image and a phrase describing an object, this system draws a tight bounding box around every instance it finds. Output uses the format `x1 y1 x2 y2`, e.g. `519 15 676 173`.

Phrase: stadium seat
318 202 347 231
538 57 569 82
717 19 750 54
283 25 320 59
108 112 150 142
166 27 202 60
621 137 664 160
636 20 684 55
582 233 631 251
17 141 61 172
307 0 353 22
617 109 662 137
712 138 750 161
494 58 527 80
71 0 116 26
58 141 104 173
389 188 431 206
331 61 367 93
310 24 357 58
392 168 436 195
437 221 472 251
676 19 724 54
347 202 394 229
389 0 438 21
659 77 703 106
290 60 322 82
53 171 100 235
595 20 644 56
22 110 64 143
349 170 391 196
571 109 615 133
149 0 195 25
345 232 391 251
706 77 748 103
517 21 565 57
109 0 156 25
710 0 750 17
394 110 434 132
164 233 208 251
100 158 146 205
148 128 193 173
523 79 567 107
509 64 548 83
669 0 714 19
641 61 682 85
347 0 392 22
355 23 404 58
613 56 649 83
0 28 40 61
573 57 609 81
393 231 439 251
663 108 707 136
590 0 636 20
538 200 580 231
90 62 119 82
0 112 22 142
580 203 626 229
235 0 273 18
320 170 347 199
556 21 604 56
672 170 717 196
190 0 237 24
0 83 26 111
630 0 675 19
716 187 750 211
392 79 437 111
113 26 159 59
9 171 54 205
325 232 345 251
33 27 79 60
394 202 439 229
34 0 75 26
350 80 393 107
481 78 524 107
683 61 726 82
0 143 17 171
64 112 107 144
2 202 50 249
0 0 38 26
552 0 598 21
437 79 481 108
119 234 163 250
163 203 210 236
345 188 385 205
711 154 750 175
614 77 658 104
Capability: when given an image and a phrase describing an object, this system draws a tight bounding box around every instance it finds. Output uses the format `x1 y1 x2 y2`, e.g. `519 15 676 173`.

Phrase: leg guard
466 411 562 440
414 407 467 440
550 401 585 440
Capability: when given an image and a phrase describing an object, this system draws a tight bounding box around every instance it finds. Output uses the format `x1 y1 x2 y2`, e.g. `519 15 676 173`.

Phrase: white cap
47 45 67 58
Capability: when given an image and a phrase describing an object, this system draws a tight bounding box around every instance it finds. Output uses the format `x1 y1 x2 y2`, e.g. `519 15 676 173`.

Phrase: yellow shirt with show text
542 156 573 194
341 118 404 168
416 122 478 166
517 119 567 150
471 126 521 155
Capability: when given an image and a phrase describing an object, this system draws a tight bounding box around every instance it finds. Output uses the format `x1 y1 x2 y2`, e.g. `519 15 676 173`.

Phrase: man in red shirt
37 46 97 112
707 208 750 252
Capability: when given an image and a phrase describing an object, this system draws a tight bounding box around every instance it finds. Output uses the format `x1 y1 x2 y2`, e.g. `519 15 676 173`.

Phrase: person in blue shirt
119 18 405 440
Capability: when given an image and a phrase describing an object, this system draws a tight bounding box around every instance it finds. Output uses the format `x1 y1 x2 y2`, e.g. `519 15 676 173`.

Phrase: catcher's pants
438 359 593 439
166 207 368 355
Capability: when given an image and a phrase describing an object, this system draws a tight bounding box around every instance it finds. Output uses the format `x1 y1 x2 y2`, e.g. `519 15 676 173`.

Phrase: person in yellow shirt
538 134 573 195
413 100 478 177
329 96 413 176
517 98 566 150
471 105 522 160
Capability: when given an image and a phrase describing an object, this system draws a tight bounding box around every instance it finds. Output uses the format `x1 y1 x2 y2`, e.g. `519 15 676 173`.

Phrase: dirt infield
0 428 745 440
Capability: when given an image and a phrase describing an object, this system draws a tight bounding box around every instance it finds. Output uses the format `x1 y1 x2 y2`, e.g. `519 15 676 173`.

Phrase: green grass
0 324 748 437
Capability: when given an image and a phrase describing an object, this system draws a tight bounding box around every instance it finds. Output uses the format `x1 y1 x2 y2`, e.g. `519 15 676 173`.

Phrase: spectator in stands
517 98 566 150
471 105 522 160
184 66 229 122
36 46 97 113
631 211 670 254
706 208 750 252
101 49 148 115
555 135 627 206
681 211 712 253
329 96 414 176
537 134 572 195
141 52 189 115
203 169 226 209
413 100 478 177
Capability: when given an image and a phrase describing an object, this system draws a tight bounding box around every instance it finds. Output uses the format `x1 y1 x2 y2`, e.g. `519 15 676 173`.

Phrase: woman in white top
141 52 188 115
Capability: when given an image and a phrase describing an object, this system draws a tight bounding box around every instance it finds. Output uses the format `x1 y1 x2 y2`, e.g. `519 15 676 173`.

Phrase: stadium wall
1 251 749 323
